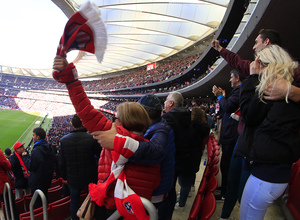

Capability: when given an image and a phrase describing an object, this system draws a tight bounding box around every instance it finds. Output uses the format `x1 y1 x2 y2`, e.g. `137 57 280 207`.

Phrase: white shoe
174 202 185 211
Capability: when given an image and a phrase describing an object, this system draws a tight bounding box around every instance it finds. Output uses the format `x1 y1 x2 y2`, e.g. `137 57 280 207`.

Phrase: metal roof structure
0 0 229 78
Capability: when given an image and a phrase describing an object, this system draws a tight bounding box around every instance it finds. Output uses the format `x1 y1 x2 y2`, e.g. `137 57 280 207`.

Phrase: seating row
188 133 220 220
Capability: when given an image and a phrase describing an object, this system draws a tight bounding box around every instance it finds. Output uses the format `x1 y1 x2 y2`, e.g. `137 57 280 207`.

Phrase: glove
52 62 78 84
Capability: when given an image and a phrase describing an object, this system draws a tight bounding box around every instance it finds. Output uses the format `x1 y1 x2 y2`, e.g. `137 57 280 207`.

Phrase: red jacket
66 80 160 209
0 151 12 194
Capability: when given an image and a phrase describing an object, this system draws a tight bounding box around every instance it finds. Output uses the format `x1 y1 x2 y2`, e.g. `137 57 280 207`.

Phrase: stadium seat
15 197 26 215
48 199 71 220
19 207 50 220
50 177 63 189
286 168 300 220
204 175 218 196
48 186 63 203
207 164 219 180
198 192 216 220
188 193 202 220
197 176 207 196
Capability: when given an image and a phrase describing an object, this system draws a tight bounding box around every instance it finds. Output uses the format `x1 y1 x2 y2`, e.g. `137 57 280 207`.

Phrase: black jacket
9 152 28 189
163 107 208 175
59 129 101 187
235 75 300 164
23 140 55 191
218 85 240 145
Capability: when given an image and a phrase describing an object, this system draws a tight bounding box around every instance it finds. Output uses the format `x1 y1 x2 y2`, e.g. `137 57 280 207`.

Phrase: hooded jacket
23 140 55 190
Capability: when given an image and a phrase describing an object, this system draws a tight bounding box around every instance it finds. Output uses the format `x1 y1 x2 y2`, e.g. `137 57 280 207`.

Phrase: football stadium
0 0 299 219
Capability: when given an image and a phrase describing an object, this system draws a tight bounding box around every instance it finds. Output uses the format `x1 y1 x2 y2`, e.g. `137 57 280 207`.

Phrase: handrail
107 197 158 220
29 189 48 220
3 182 14 220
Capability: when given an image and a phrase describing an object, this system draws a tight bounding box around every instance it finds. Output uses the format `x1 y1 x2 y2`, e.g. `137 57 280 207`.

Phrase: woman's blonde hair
256 45 296 102
116 102 150 132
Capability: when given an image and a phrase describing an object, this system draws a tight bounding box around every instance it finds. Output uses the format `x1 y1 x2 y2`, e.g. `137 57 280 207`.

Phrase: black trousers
220 142 236 195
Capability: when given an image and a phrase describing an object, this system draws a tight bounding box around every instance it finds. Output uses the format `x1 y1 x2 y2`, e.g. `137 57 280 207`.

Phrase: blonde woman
235 45 300 220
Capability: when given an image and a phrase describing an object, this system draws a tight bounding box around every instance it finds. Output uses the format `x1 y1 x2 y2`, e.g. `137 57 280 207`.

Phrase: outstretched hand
211 40 223 52
53 56 68 71
91 123 118 150
52 56 78 84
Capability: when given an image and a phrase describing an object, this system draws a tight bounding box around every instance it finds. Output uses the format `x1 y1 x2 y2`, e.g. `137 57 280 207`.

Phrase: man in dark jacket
162 91 197 215
212 70 241 200
59 114 101 220
23 127 55 208
9 142 31 199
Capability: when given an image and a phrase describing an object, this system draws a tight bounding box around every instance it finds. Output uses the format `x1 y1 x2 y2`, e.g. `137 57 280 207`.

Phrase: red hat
14 142 24 150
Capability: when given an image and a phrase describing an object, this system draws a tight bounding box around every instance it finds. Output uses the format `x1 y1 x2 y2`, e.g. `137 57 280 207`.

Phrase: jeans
69 184 88 220
178 175 194 207
240 174 288 220
221 140 250 218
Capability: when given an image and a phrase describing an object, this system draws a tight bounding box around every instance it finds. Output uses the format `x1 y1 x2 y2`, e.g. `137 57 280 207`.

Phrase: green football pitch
0 109 52 152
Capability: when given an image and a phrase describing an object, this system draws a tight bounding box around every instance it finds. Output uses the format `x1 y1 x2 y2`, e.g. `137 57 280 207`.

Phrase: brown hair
116 102 150 132
191 107 207 124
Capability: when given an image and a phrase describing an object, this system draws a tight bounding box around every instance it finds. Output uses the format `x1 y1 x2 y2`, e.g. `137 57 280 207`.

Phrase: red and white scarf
15 152 30 179
53 0 107 81
89 133 150 220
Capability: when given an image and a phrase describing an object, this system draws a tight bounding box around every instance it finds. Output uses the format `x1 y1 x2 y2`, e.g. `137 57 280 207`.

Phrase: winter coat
0 151 11 194
59 128 101 187
9 152 29 189
218 85 240 145
235 75 300 164
23 140 55 191
133 117 175 197
66 80 160 209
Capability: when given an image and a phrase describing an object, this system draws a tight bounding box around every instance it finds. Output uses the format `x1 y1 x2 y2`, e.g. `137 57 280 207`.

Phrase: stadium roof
0 0 229 79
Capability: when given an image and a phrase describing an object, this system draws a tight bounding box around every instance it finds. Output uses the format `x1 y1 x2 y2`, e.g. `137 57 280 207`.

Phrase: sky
0 0 74 69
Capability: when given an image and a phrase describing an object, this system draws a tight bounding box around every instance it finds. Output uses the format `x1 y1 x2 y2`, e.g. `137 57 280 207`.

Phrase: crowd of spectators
0 52 203 94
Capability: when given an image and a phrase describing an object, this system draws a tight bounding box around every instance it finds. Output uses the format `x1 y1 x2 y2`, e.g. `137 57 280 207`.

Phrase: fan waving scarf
89 133 150 220
53 0 107 81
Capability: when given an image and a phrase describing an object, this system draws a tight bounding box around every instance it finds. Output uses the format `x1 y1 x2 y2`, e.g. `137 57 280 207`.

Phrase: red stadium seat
204 175 218 196
50 178 63 189
48 199 71 220
198 192 216 220
48 186 63 204
188 193 202 220
286 168 300 220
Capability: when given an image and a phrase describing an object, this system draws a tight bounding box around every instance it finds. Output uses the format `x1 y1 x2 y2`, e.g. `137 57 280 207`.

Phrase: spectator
9 142 31 199
59 114 101 220
4 148 12 159
236 45 300 220
53 57 161 220
92 94 176 220
212 29 300 220
212 70 241 200
23 127 55 208
161 92 196 215
0 150 19 220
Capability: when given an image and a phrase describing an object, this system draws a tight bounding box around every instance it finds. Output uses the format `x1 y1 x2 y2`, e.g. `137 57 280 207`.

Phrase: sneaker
214 193 225 202
176 194 180 202
174 202 185 211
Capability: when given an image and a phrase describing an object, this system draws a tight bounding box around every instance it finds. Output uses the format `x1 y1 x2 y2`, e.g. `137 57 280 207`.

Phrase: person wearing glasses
53 57 161 220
